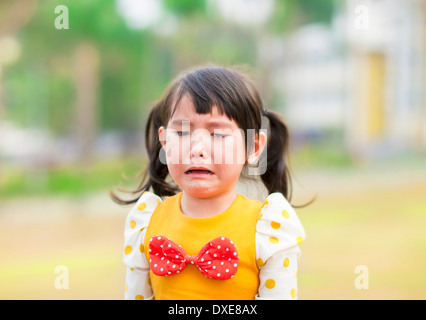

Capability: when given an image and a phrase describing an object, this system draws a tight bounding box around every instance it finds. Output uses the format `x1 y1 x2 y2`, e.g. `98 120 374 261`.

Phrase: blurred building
1 0 425 169
267 0 426 160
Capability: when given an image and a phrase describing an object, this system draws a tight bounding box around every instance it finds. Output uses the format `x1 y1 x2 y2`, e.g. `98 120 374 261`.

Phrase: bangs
168 67 246 124
169 76 230 121
163 66 262 136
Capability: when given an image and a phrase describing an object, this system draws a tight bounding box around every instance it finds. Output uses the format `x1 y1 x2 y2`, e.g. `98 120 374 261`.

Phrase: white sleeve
123 191 162 300
255 193 306 300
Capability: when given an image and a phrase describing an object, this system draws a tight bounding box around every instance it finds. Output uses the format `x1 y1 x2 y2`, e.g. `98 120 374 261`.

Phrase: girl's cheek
180 138 192 164
213 136 245 165
164 135 186 165
166 137 190 165
229 134 246 165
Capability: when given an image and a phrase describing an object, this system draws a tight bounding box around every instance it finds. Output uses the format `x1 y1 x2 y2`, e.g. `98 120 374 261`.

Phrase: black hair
110 65 303 206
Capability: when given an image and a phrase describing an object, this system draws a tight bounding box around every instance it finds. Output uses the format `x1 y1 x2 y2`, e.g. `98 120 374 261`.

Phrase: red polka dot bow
149 235 239 280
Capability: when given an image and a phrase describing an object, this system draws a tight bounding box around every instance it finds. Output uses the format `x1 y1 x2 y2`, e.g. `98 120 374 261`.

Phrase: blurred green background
0 0 425 299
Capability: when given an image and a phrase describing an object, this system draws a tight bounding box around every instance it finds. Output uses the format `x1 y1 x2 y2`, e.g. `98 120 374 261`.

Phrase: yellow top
143 192 262 300
123 191 306 300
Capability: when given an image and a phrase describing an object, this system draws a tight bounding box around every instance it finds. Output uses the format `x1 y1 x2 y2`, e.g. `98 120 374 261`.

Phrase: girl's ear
158 126 166 149
247 131 267 165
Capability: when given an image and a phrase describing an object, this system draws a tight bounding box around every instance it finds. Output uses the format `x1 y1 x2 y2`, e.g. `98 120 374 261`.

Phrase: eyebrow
169 119 234 129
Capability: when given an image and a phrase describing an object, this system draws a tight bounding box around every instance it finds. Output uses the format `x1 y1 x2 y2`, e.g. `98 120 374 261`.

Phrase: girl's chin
181 183 225 198
182 186 238 200
183 188 216 199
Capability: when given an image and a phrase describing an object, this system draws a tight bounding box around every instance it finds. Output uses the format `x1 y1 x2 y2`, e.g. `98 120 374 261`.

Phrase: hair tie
262 108 268 116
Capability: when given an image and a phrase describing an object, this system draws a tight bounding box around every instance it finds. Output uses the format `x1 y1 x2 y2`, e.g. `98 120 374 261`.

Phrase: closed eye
212 133 228 138
176 131 189 136
176 131 228 138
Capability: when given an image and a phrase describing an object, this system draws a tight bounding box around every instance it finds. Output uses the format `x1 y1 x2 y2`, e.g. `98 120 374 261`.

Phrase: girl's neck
180 191 238 218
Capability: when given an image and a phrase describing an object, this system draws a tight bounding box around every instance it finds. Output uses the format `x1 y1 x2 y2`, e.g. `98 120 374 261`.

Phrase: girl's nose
190 131 210 159
190 140 207 158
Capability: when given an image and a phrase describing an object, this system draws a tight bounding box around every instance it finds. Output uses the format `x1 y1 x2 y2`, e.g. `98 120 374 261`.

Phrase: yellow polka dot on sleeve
256 258 265 268
265 279 275 289
290 288 297 299
296 236 303 245
137 202 147 211
271 221 281 229
269 236 279 244
124 245 132 255
283 257 290 268
282 209 290 219
130 220 136 229
135 294 144 300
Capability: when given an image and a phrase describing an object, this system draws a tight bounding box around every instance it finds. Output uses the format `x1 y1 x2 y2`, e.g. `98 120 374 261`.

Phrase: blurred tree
11 0 156 161
295 0 336 24
73 42 99 162
267 0 335 33
163 0 207 16
3 0 338 164
0 0 38 122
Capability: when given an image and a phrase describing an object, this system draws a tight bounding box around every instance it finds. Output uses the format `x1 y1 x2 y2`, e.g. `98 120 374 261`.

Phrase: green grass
0 157 146 200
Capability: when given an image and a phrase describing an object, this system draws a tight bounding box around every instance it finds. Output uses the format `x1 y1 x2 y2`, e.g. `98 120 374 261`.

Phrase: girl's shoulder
124 191 163 234
255 193 306 262
131 191 163 215
123 191 163 268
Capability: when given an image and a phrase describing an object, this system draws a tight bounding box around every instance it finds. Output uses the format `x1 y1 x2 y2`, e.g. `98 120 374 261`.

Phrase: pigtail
142 99 181 198
260 109 293 201
260 109 314 208
110 99 179 205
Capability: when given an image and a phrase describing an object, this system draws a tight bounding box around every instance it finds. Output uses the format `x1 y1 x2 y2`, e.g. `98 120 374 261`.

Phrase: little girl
112 65 306 300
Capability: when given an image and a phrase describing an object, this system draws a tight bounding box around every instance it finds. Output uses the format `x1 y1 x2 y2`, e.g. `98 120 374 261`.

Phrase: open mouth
185 169 214 175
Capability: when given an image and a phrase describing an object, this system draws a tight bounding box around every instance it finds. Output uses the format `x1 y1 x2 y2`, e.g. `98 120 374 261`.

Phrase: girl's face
158 95 251 199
